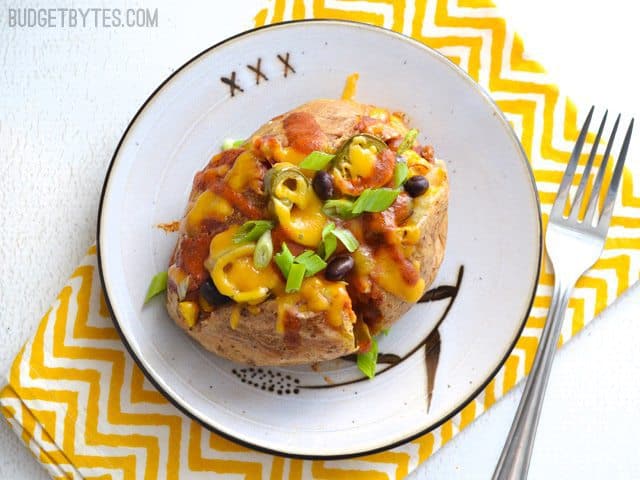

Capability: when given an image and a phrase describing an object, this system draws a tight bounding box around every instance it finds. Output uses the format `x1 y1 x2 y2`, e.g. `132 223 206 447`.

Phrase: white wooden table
1 1 638 478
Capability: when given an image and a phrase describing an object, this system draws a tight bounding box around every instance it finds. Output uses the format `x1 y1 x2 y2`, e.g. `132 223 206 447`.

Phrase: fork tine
568 110 607 221
550 106 594 219
583 114 620 224
597 118 634 230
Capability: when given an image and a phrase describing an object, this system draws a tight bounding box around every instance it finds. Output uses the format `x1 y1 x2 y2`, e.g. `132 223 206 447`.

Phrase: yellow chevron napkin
3 1 640 479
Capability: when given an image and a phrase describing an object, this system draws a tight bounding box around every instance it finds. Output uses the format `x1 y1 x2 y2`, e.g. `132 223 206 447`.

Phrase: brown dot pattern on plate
231 368 300 395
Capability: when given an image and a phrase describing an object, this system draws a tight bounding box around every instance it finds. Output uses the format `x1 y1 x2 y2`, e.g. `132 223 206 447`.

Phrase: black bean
404 175 429 197
199 278 231 305
325 254 355 281
312 170 334 200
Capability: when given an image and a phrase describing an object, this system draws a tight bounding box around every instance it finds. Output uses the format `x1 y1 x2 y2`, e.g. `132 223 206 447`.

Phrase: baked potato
165 96 448 366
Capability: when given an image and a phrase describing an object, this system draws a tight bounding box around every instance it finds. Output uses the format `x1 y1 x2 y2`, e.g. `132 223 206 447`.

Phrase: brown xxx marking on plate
277 53 296 77
220 71 244 97
247 58 268 85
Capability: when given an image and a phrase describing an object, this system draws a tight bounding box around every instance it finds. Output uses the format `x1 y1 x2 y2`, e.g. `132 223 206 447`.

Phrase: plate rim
97 18 543 460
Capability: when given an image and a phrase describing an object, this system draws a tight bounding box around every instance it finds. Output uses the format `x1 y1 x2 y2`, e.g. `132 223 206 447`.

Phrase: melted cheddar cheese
230 304 242 330
389 114 408 135
341 73 359 101
225 150 263 192
207 225 239 260
348 142 377 178
273 193 325 247
275 277 356 333
368 107 389 122
178 301 199 328
216 248 282 304
427 159 447 188
257 138 307 165
186 190 233 235
172 84 448 338
206 226 284 306
269 164 326 247
371 248 425 303
275 146 307 165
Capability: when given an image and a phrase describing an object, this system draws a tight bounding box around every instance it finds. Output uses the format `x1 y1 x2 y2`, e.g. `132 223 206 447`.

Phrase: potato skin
167 99 448 365
167 289 357 366
373 172 448 332
251 99 367 152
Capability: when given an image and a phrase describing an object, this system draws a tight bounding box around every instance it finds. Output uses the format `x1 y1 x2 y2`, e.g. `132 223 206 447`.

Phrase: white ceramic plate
98 20 541 459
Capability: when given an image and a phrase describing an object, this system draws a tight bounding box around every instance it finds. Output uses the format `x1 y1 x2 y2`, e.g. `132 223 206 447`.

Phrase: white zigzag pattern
3 2 638 479
499 24 546 83
20 278 154 479
447 1 497 19
198 429 275 472
258 0 640 469
403 441 421 473
444 45 474 73
79 467 124 480
2 395 82 479
421 1 494 87
325 0 395 26
401 0 416 37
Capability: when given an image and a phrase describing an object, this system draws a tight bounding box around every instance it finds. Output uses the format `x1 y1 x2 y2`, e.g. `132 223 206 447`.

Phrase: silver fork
493 107 634 480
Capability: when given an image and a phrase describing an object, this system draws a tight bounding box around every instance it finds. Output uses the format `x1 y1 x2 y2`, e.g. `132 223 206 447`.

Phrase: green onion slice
352 188 400 214
318 222 359 259
274 243 294 278
357 337 379 379
332 227 359 252
393 160 409 188
144 271 168 304
321 237 337 260
285 263 306 293
397 128 418 154
222 138 245 150
322 222 336 239
295 250 314 260
299 151 335 170
318 222 338 259
233 220 275 244
253 231 273 269
295 250 327 277
322 199 356 219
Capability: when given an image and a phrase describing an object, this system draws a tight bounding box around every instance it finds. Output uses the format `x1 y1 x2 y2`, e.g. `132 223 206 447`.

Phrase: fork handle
492 278 573 480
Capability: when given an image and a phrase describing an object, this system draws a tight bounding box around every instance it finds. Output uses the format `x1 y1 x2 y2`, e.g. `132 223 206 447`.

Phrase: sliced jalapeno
333 134 387 176
331 134 391 196
265 163 310 209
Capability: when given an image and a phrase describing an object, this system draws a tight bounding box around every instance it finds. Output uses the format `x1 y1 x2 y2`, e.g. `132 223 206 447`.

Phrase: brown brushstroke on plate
424 329 441 410
342 352 401 365
419 285 457 303
301 265 464 407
